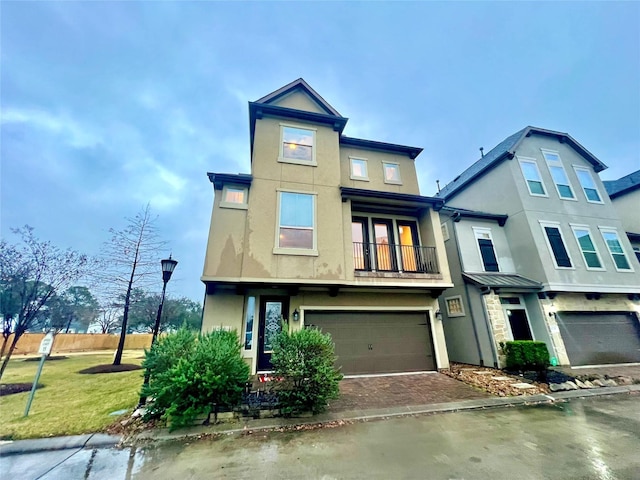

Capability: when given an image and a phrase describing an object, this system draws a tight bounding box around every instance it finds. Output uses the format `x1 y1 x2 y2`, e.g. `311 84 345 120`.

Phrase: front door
506 309 533 340
257 297 289 371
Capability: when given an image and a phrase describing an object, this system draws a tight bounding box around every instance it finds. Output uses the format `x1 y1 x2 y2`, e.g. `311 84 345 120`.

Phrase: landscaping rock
574 379 588 389
602 379 618 387
615 376 633 386
583 381 595 389
491 376 511 381
510 382 537 390
565 381 579 390
549 383 565 392
592 379 605 387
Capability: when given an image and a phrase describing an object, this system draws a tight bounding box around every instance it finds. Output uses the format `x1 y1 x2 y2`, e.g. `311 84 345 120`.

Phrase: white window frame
441 222 450 242
382 162 402 185
569 224 605 271
472 227 500 272
273 189 318 256
445 295 465 317
598 226 634 272
220 185 249 210
349 157 369 181
541 149 576 201
242 296 256 352
573 165 604 204
539 220 575 270
278 123 317 167
518 157 548 197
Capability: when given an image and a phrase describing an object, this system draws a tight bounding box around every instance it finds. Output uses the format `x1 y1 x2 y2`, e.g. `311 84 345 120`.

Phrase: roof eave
340 136 423 159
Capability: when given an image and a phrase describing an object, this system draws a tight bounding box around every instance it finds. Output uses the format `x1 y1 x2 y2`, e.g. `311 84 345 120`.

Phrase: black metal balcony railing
352 242 439 274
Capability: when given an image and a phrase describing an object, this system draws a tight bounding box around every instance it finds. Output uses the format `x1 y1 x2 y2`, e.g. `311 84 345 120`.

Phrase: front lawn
0 351 144 440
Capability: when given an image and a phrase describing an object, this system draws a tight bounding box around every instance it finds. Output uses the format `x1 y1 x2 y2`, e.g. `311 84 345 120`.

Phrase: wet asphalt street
4 394 639 480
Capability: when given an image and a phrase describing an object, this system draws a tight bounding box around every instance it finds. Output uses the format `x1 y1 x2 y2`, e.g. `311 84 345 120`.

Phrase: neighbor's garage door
557 312 640 366
304 311 435 375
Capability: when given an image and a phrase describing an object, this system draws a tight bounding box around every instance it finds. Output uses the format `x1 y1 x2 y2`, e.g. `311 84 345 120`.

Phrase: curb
0 433 122 457
132 384 640 445
2 385 638 455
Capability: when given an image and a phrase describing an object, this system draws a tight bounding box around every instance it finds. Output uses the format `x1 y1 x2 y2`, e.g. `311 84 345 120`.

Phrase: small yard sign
24 332 55 417
38 332 55 355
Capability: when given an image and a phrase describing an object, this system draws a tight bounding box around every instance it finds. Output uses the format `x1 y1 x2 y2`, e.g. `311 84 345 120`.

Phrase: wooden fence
5 333 153 355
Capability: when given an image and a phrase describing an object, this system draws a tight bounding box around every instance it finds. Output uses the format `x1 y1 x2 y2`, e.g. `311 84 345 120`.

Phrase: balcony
352 242 439 274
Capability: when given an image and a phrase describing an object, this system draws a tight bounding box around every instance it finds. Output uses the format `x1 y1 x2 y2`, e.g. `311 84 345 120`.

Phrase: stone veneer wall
482 291 508 367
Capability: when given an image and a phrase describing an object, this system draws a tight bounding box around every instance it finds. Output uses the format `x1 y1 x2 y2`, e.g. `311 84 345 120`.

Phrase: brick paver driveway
327 372 491 413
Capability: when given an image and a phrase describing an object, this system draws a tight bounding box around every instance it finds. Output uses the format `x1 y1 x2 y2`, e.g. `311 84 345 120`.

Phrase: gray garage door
556 312 640 366
304 311 435 375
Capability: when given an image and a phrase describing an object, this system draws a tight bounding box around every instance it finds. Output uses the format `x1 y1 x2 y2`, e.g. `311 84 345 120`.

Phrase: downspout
450 218 487 366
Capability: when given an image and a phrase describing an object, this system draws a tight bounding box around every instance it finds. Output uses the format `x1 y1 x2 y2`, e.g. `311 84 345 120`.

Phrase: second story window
350 157 369 181
220 185 249 209
541 222 572 268
518 158 547 196
599 228 632 271
281 126 315 165
571 226 603 270
542 150 575 200
474 228 499 272
382 162 402 184
277 191 316 251
574 166 603 203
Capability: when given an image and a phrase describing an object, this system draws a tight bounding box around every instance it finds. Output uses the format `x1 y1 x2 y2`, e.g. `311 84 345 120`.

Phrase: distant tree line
0 207 202 381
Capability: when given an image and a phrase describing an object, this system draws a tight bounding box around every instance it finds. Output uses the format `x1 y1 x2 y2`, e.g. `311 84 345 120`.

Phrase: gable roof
248 79 348 157
603 170 640 199
437 126 608 201
254 78 342 116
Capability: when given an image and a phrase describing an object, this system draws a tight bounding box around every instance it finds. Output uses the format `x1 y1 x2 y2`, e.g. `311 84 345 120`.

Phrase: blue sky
2 2 639 302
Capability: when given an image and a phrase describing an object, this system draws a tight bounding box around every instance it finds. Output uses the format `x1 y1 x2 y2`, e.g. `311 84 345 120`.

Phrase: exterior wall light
292 309 300 322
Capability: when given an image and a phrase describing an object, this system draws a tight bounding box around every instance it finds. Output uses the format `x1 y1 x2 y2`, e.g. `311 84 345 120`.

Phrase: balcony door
352 217 371 271
373 219 396 271
398 221 420 272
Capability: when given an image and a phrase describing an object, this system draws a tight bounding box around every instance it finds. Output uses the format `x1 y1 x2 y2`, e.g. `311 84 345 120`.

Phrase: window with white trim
633 246 640 263
574 166 603 203
243 296 256 350
382 162 402 184
350 157 369 180
518 159 547 196
570 226 603 270
541 222 573 268
473 227 499 272
599 227 632 271
542 150 575 200
445 296 465 317
220 185 248 209
280 126 315 165
277 191 316 251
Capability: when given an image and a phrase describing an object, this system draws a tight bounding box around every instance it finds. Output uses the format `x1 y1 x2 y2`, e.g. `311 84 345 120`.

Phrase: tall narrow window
542 150 575 199
278 192 315 250
243 297 256 350
571 226 603 269
281 126 315 163
474 228 499 272
542 224 572 268
519 159 547 196
574 166 603 203
599 228 632 271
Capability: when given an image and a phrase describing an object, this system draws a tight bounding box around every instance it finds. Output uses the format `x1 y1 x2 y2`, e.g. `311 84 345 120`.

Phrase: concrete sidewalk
3 384 638 456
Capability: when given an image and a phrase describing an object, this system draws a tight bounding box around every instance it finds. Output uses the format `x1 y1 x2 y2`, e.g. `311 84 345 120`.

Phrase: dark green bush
142 328 249 429
502 340 550 372
271 328 343 416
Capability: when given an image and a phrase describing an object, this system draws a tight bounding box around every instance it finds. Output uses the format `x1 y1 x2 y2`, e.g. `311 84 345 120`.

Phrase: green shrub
502 340 550 372
271 328 343 416
142 328 249 429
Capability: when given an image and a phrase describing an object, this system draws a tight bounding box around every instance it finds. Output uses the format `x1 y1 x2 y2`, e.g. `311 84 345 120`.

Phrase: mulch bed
24 355 69 362
79 364 143 374
0 382 43 397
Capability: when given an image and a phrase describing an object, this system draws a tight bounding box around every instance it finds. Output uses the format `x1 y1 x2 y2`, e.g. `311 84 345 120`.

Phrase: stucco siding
611 190 640 233
269 90 328 114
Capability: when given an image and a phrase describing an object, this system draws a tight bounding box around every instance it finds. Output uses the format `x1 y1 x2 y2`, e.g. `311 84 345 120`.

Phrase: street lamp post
138 255 178 408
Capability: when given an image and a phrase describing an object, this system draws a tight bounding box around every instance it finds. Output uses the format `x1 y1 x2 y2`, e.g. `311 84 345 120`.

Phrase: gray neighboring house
436 126 640 368
603 170 640 263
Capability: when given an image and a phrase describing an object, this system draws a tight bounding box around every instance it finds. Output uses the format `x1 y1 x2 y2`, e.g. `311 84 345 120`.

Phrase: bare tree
95 306 120 334
101 205 167 365
0 226 96 380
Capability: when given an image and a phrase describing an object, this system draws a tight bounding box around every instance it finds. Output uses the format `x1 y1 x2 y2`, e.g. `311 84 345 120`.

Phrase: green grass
0 351 144 440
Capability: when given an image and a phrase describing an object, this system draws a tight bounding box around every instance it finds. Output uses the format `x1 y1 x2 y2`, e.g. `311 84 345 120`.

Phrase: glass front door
258 297 289 371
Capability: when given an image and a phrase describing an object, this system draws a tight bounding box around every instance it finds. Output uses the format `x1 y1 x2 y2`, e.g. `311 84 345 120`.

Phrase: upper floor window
541 222 572 268
633 246 640 263
599 227 632 271
473 228 499 272
574 166 603 203
382 162 402 185
220 185 248 209
542 150 575 200
276 191 316 253
518 158 547 196
280 126 316 165
350 157 369 181
570 225 603 270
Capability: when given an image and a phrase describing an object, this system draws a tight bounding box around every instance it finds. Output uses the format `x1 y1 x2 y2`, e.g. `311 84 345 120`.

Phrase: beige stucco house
437 127 640 368
201 79 452 375
604 170 640 263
